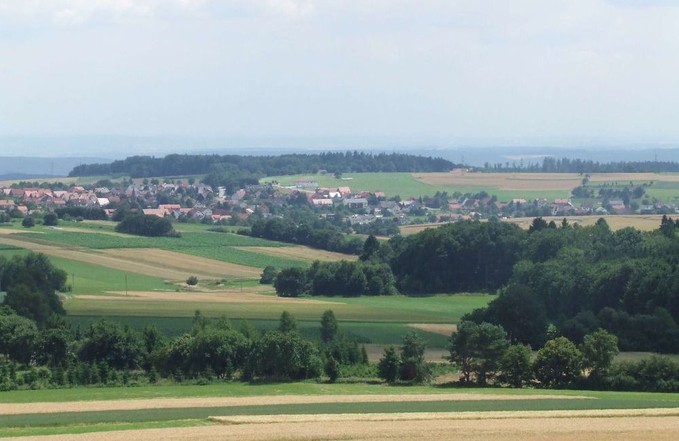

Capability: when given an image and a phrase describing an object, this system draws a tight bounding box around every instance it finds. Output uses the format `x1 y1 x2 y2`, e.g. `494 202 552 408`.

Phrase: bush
186 276 198 286
43 213 58 226
21 216 35 228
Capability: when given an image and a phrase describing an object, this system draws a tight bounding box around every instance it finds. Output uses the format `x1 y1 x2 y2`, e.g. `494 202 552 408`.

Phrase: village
1 177 678 231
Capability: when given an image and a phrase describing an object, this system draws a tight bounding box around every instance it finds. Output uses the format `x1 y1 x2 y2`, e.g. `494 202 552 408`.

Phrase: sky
1 0 679 155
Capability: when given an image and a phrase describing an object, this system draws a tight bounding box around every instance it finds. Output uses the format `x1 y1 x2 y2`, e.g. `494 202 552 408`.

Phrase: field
265 171 679 203
1 383 677 439
401 215 668 235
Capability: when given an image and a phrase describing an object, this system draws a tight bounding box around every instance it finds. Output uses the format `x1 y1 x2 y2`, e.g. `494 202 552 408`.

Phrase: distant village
1 176 677 230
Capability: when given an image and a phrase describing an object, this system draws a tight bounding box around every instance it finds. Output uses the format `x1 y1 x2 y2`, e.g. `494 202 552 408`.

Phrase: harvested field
235 246 357 263
408 323 458 336
75 290 337 305
400 215 667 235
17 413 679 441
0 393 590 415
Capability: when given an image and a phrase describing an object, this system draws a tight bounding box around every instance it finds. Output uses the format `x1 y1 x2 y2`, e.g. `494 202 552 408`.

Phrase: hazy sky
1 0 679 151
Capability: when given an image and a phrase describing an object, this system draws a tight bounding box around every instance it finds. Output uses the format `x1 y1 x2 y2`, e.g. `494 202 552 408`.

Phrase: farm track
0 236 259 280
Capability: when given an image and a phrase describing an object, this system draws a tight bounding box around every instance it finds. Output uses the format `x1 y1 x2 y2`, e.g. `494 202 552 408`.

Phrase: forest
275 217 679 354
67 152 456 178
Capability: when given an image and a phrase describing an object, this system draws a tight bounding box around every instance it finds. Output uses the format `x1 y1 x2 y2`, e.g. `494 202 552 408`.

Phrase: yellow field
235 246 358 263
400 215 666 235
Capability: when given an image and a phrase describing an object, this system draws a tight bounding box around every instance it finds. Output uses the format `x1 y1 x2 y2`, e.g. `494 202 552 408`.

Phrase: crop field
1 384 677 439
400 215 668 235
266 171 679 203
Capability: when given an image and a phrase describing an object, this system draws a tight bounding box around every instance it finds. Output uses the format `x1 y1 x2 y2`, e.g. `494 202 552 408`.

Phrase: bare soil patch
235 246 357 263
408 323 457 336
0 393 591 415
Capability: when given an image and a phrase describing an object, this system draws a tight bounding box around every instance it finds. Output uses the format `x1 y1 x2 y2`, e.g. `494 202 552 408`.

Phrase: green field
263 172 571 201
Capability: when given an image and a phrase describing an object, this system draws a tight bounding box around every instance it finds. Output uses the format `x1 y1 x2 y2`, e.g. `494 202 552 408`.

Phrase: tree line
485 157 679 173
68 152 456 178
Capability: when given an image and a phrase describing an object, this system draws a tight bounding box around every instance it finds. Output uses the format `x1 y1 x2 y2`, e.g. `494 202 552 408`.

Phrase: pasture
1 384 677 439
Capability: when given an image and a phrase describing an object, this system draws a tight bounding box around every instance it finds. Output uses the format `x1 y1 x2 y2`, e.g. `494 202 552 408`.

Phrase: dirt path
14 413 679 441
0 393 590 415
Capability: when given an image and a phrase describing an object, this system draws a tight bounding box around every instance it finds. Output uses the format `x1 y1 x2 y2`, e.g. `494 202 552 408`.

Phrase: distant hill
0 157 108 178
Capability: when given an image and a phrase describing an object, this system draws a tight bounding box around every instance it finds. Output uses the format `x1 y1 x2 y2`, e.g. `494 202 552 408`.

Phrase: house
142 208 167 218
344 198 368 209
0 200 15 209
312 198 333 207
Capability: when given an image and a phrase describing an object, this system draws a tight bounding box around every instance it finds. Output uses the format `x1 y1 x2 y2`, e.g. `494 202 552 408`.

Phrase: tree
186 276 198 286
247 330 322 380
278 311 297 333
449 321 510 385
78 320 146 370
274 267 307 297
498 344 533 387
533 337 583 388
259 266 277 284
320 310 339 344
43 213 58 226
0 312 39 364
581 329 619 378
22 216 35 228
399 331 430 383
324 355 340 383
378 346 401 384
360 235 380 261
1 253 67 326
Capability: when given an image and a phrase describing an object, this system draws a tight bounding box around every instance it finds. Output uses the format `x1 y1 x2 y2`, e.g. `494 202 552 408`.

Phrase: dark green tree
259 266 277 284
278 311 298 334
581 329 619 378
377 346 401 384
534 337 583 388
320 310 339 344
498 344 533 387
399 331 430 383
